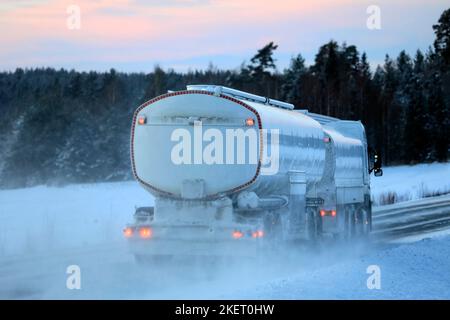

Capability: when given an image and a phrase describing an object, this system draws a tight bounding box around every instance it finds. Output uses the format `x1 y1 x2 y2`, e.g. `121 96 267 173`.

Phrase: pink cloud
0 0 347 47
0 0 448 71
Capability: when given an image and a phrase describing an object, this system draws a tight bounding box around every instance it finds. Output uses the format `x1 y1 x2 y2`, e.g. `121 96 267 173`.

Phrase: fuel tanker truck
124 85 383 259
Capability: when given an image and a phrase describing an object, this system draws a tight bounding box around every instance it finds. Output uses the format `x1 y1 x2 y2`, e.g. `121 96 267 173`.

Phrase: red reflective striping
129 90 263 199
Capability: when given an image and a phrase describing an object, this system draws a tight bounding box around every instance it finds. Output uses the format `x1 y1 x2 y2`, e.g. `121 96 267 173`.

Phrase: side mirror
374 168 383 177
369 148 383 177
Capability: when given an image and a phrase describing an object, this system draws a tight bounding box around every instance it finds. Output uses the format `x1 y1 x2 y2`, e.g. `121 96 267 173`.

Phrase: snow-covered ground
370 162 450 205
227 234 450 299
0 162 449 299
0 182 150 256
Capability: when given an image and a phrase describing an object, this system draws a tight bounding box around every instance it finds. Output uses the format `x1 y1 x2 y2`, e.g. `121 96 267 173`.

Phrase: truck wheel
360 209 371 238
307 207 321 242
263 212 282 242
355 208 364 236
345 206 356 240
354 207 370 239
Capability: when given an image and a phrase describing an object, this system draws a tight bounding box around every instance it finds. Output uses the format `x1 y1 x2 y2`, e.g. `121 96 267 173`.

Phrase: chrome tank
131 87 367 200
241 100 326 196
131 90 326 199
131 91 260 198
324 121 368 188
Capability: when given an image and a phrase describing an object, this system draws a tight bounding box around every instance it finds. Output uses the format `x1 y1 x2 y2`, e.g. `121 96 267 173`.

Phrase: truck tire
355 208 363 236
307 207 321 242
354 206 370 240
359 209 371 244
263 212 283 242
345 206 356 240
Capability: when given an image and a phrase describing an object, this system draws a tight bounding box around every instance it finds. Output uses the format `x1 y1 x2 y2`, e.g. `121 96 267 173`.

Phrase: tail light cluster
232 230 244 239
137 115 146 125
232 230 264 239
123 226 152 239
125 226 264 240
245 117 255 126
320 209 337 217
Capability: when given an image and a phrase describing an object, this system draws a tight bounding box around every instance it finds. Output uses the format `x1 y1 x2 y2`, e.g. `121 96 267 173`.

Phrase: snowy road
1 200 449 299
1 230 450 299
0 162 449 299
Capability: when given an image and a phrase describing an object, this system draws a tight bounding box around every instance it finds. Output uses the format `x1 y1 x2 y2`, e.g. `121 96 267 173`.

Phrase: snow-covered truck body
125 85 381 258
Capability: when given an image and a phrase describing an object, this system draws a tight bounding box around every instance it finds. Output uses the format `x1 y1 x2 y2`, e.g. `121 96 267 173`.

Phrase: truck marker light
232 230 244 239
139 227 152 239
123 227 133 238
320 210 336 217
138 116 146 125
245 118 255 126
252 230 265 238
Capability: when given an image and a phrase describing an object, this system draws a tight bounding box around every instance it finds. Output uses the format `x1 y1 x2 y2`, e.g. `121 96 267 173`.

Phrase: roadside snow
226 234 450 299
0 162 448 256
0 162 449 299
370 162 450 205
0 182 151 256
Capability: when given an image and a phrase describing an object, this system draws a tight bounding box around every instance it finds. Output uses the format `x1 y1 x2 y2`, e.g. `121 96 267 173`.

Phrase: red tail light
320 209 337 217
245 118 255 126
232 230 244 239
138 116 146 125
139 227 152 239
252 230 264 238
123 227 133 238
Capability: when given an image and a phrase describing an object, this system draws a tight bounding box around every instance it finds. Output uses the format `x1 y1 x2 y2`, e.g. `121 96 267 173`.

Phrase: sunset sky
0 0 448 72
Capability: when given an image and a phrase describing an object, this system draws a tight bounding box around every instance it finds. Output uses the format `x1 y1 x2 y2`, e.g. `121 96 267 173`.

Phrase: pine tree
433 8 450 68
282 54 306 107
431 8 450 161
404 50 427 162
248 42 278 78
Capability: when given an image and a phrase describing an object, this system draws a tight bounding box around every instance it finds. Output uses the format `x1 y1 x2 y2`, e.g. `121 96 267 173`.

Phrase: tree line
0 8 448 188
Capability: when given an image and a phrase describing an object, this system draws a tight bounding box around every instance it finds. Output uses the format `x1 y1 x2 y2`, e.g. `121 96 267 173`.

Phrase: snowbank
226 234 450 299
370 162 450 205
1 162 449 256
0 182 151 256
0 166 450 299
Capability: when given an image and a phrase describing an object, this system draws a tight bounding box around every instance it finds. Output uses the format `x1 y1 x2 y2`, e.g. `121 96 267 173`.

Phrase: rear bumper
127 238 261 257
321 216 341 233
124 222 264 257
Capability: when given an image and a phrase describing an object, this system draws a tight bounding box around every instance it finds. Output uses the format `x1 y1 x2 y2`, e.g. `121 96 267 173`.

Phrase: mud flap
287 171 307 240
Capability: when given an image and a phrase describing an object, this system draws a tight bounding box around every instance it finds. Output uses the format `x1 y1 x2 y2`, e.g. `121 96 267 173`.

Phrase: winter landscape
0 1 449 303
0 162 449 299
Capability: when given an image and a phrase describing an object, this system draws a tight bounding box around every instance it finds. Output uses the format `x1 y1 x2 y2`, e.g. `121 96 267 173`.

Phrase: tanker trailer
123 85 382 259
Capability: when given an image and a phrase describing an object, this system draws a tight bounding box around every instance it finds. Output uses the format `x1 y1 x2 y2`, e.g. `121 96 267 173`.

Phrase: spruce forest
0 9 449 188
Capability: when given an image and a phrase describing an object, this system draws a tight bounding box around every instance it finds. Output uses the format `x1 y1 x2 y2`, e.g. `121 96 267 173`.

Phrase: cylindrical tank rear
131 90 327 199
